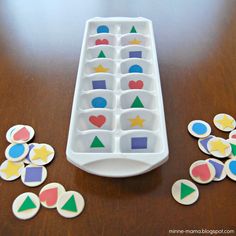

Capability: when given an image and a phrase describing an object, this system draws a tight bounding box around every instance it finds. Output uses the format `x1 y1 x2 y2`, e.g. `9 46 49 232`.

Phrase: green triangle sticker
230 143 236 156
90 136 105 148
61 195 77 212
180 183 195 200
131 96 144 108
130 26 137 33
98 50 106 58
17 196 37 212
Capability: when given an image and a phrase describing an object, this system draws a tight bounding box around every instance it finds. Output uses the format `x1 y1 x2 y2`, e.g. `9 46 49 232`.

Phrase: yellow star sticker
1 161 23 179
94 64 109 73
31 145 53 162
209 139 229 155
129 38 141 45
129 115 145 127
216 115 235 129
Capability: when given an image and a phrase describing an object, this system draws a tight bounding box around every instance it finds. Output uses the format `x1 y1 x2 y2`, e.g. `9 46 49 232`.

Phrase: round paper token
189 160 215 184
29 143 55 166
24 143 38 164
57 191 85 218
171 179 199 205
187 120 211 138
11 125 35 143
213 113 236 132
39 183 66 209
229 129 236 140
5 143 29 162
21 164 47 187
198 135 215 155
206 158 226 181
6 125 23 143
225 159 236 181
207 137 231 158
0 160 24 181
12 192 40 220
227 139 236 159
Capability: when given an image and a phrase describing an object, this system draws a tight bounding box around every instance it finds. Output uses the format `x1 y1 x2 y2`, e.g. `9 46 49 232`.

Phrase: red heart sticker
128 80 144 89
89 115 106 128
231 134 236 139
39 187 58 206
13 127 30 141
95 39 109 45
192 164 211 181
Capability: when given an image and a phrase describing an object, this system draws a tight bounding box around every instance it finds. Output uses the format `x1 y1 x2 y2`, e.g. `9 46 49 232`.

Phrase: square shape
92 80 106 89
129 51 142 58
131 137 147 149
24 167 43 182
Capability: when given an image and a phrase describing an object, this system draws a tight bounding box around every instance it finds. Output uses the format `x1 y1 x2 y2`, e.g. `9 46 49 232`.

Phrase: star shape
129 115 145 127
209 139 229 155
31 145 53 162
1 161 23 179
129 39 141 45
94 64 109 73
216 115 235 129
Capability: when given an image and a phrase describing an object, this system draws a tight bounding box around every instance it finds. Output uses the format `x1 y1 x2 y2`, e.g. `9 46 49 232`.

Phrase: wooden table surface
0 0 235 235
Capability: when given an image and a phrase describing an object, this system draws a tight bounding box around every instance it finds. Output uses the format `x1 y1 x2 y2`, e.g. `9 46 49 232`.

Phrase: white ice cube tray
66 17 169 177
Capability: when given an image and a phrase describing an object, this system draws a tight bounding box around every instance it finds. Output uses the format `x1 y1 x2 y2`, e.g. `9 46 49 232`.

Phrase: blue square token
129 51 142 58
131 137 147 149
92 80 106 89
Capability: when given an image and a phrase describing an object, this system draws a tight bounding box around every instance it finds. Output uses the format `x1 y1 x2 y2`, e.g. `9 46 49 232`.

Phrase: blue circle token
91 97 107 108
5 143 29 162
188 120 211 138
97 25 109 34
9 144 25 158
192 123 207 135
128 64 143 73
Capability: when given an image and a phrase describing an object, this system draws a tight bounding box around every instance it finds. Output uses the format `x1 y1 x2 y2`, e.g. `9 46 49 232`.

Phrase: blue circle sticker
188 120 211 138
5 143 29 162
91 97 107 108
128 64 143 73
97 25 109 34
192 123 207 135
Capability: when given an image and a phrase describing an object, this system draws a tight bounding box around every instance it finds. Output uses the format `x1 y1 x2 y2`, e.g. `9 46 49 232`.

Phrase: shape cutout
98 50 106 58
90 136 105 148
180 183 195 200
131 96 144 108
129 51 142 58
18 196 37 212
24 167 43 182
61 195 78 212
92 80 106 89
129 64 143 73
131 137 147 149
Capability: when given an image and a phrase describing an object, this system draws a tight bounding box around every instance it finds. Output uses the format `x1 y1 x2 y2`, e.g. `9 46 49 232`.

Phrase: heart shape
95 39 109 45
39 187 58 206
192 164 211 181
89 115 106 128
231 134 236 139
13 127 30 141
229 161 236 175
128 80 144 89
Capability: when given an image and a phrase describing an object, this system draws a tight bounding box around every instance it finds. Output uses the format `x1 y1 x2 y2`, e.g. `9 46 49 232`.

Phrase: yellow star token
207 137 231 158
129 38 141 45
129 115 145 128
213 113 236 132
29 144 55 166
94 64 109 73
0 160 24 181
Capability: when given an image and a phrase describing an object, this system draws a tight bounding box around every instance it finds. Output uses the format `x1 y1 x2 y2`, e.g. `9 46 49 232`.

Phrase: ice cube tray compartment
66 17 169 177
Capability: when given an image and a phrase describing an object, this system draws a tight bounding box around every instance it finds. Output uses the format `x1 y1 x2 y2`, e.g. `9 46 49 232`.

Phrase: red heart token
12 127 30 141
128 80 144 89
89 115 106 128
95 39 109 45
192 164 211 181
39 187 58 207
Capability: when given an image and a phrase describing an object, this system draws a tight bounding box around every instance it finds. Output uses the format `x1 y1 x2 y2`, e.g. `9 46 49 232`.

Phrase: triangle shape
131 96 144 108
18 196 37 212
230 143 236 156
180 183 195 200
61 195 77 212
98 50 106 58
130 26 137 33
90 136 105 148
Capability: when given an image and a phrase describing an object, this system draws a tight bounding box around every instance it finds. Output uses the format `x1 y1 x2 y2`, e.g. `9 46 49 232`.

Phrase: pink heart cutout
95 39 109 45
128 80 144 89
39 187 58 206
89 115 106 128
192 164 211 181
231 134 236 139
13 127 30 141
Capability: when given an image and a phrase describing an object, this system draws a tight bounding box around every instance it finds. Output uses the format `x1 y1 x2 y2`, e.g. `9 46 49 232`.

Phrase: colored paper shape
209 140 229 155
31 145 53 162
97 25 109 34
24 167 43 182
25 143 35 162
39 187 58 206
92 80 106 89
192 164 211 181
131 96 144 108
180 183 195 200
91 97 107 108
230 143 236 156
129 64 143 73
129 115 145 128
90 136 105 148
232 134 236 139
129 39 141 45
95 39 109 45
98 50 106 58
128 80 144 89
18 196 37 212
199 136 214 152
192 123 207 135
131 137 147 149
229 161 236 175
208 160 224 179
94 64 109 73
0 161 22 179
129 51 142 58
130 26 137 33
13 127 30 141
216 115 234 129
89 115 106 128
9 144 25 158
61 195 77 212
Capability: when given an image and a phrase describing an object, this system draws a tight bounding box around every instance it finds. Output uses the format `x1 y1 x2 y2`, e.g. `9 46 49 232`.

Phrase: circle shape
97 25 109 34
39 183 66 209
198 135 215 155
213 113 236 132
171 179 199 205
129 64 143 73
5 143 29 162
57 191 85 218
0 160 24 181
189 160 215 184
188 120 211 138
225 159 236 181
206 158 226 181
6 125 22 143
207 137 231 158
12 192 40 220
11 125 35 143
91 97 107 108
229 129 236 140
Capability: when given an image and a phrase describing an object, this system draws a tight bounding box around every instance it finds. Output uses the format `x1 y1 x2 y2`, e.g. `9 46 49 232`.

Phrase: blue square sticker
92 80 106 89
129 51 142 58
131 137 147 149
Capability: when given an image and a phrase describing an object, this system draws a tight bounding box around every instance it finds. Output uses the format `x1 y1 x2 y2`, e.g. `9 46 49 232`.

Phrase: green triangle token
61 195 77 212
180 183 195 200
98 50 106 58
130 26 137 33
131 96 144 108
230 143 236 156
17 196 37 212
90 136 105 148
